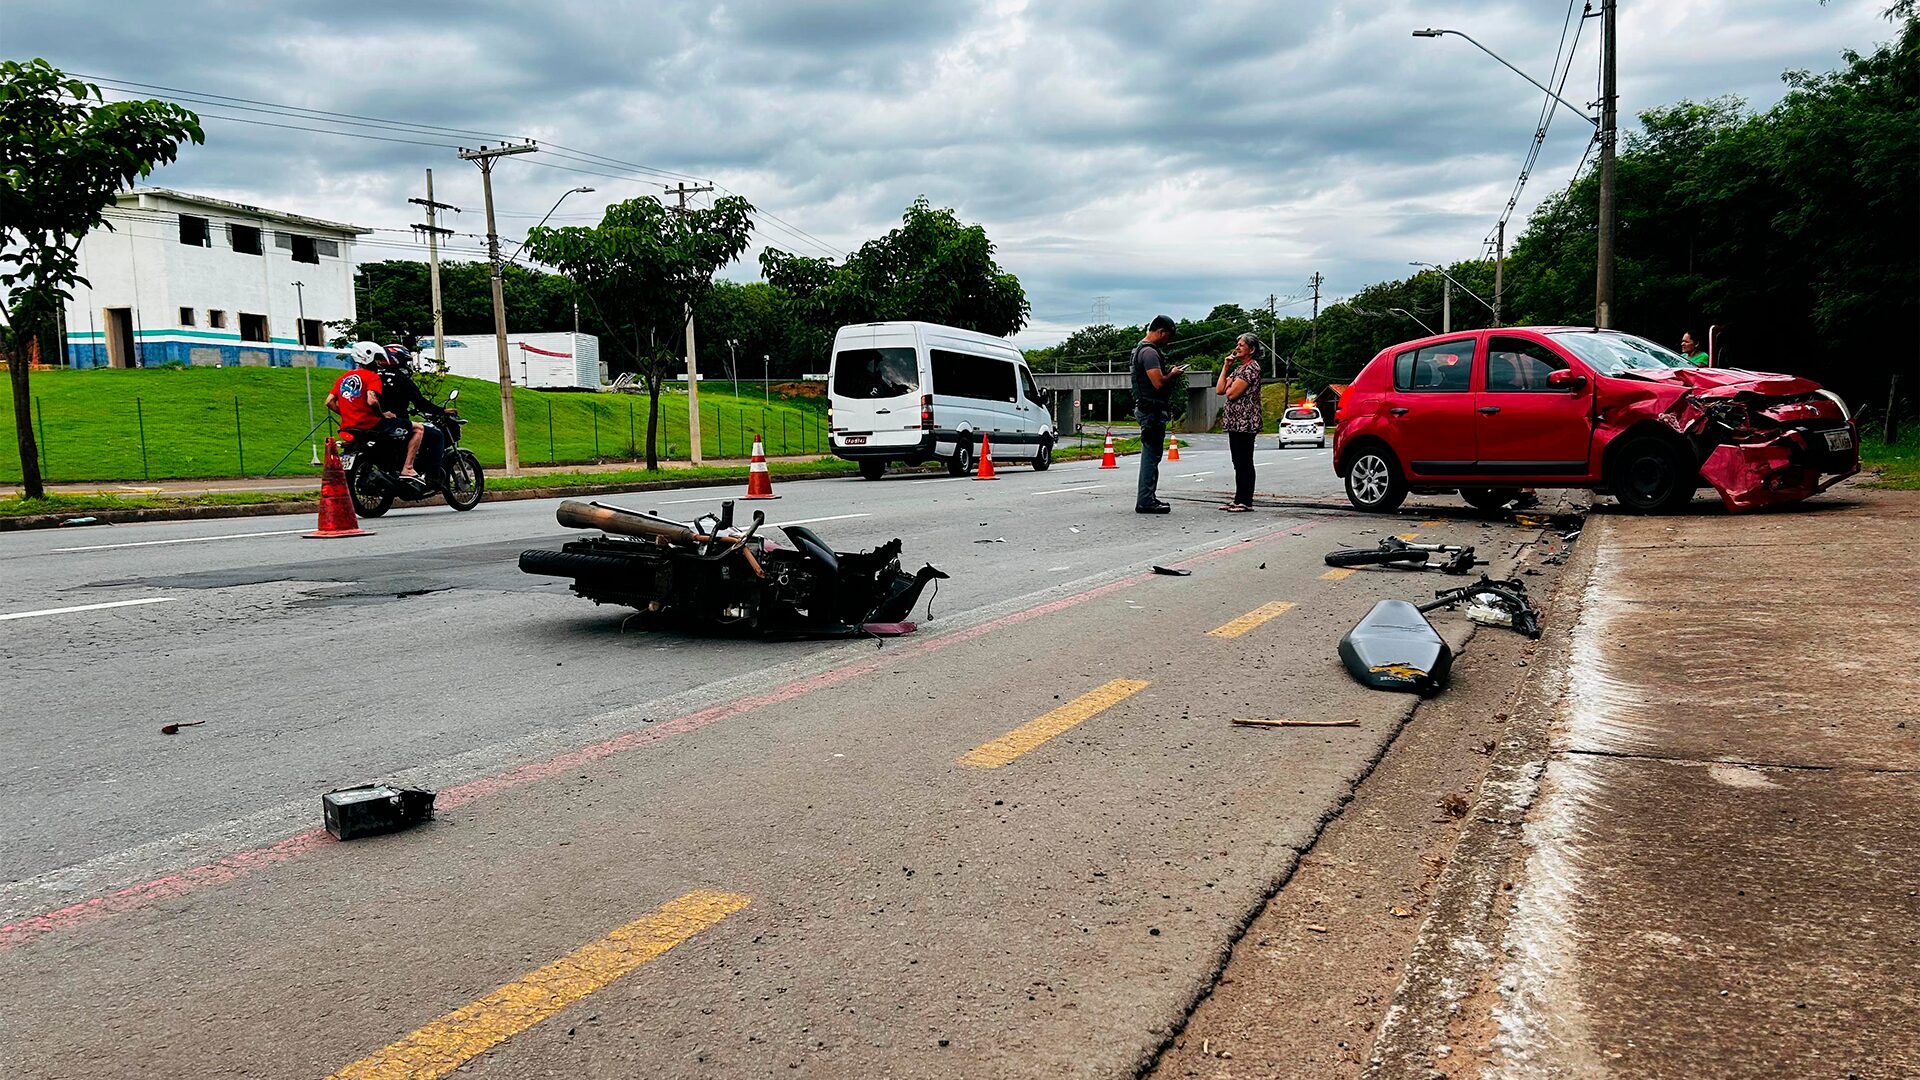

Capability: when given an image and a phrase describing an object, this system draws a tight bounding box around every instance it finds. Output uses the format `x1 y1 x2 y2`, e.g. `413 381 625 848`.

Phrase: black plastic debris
323 785 436 840
1339 600 1453 693
1150 565 1192 576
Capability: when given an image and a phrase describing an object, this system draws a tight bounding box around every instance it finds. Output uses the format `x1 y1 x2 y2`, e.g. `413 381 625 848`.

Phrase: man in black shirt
1131 315 1186 513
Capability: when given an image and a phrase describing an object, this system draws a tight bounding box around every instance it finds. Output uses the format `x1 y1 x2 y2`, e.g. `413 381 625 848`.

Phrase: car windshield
1285 408 1319 421
1548 331 1692 376
833 347 918 399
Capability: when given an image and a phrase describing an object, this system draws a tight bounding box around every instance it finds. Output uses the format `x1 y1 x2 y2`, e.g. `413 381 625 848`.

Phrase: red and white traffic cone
744 434 780 499
1166 433 1181 462
975 433 999 480
1099 430 1118 469
305 437 372 539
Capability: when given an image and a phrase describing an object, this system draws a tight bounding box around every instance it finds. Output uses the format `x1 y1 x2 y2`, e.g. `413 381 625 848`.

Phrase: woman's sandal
1224 503 1252 512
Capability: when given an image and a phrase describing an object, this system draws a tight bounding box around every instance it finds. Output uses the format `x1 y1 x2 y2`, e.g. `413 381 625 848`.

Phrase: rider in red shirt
325 341 423 475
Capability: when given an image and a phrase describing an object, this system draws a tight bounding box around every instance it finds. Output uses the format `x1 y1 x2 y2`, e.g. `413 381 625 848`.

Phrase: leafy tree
761 197 1029 368
0 59 201 498
523 195 754 468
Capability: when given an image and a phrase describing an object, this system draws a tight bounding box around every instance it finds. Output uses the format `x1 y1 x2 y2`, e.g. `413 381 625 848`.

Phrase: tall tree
523 195 754 468
0 60 201 499
760 197 1029 368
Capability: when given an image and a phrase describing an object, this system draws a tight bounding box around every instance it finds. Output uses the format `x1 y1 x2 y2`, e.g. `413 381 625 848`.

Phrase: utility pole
665 181 715 463
1300 273 1323 409
458 141 538 475
409 170 459 371
1494 219 1505 327
293 280 318 465
1265 293 1278 379
1596 0 1618 329
1442 274 1452 334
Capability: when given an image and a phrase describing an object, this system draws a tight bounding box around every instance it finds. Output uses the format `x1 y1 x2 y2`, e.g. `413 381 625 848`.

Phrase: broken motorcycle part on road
1418 575 1542 639
1324 536 1483 575
519 499 948 639
1150 565 1192 576
1339 600 1454 694
323 785 437 841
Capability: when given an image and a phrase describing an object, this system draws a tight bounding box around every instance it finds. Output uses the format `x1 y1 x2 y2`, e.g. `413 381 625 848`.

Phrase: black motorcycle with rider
342 343 485 517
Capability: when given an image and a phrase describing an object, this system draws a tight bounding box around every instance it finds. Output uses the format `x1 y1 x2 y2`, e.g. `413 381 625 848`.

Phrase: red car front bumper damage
1697 430 1859 513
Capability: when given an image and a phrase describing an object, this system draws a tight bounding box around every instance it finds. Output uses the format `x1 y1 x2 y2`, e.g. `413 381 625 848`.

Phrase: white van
828 321 1054 479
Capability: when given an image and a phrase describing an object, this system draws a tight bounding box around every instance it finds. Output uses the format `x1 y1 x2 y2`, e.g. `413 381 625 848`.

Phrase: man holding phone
1132 315 1186 513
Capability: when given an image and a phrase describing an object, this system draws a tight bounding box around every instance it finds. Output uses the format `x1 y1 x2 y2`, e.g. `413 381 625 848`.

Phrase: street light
1410 261 1496 333
1389 308 1436 336
1414 7 1617 328
293 280 319 465
762 354 770 403
507 186 595 266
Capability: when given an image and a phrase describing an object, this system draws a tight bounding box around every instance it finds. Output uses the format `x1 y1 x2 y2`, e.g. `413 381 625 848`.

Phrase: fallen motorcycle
519 499 948 637
1419 575 1541 639
1324 536 1483 575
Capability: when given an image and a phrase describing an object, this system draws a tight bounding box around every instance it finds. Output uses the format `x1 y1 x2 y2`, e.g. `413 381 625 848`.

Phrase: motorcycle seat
779 525 840 575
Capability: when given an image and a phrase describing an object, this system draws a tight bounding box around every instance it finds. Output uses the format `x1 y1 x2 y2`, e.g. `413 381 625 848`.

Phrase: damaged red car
1333 328 1858 514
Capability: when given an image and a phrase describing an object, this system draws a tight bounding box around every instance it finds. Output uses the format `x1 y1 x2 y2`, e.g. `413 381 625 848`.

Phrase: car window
1485 337 1569 392
931 349 1017 403
1285 408 1319 421
1393 339 1476 393
833 347 918 399
1547 331 1691 375
1018 366 1043 404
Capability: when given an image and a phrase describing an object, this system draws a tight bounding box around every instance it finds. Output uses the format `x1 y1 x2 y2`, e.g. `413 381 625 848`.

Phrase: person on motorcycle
374 344 449 481
324 342 420 475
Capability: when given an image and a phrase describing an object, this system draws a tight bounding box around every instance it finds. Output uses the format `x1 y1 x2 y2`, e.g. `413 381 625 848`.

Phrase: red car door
1384 336 1480 477
1474 334 1596 476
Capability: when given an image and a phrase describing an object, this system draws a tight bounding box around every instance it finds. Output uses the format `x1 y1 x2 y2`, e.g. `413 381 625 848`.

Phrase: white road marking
1031 485 1106 496
51 529 306 554
0 597 175 622
909 476 972 485
639 492 746 507
767 514 871 528
1176 471 1212 478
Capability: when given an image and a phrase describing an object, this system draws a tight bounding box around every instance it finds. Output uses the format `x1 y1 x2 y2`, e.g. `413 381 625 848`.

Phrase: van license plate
1824 430 1851 452
844 436 867 445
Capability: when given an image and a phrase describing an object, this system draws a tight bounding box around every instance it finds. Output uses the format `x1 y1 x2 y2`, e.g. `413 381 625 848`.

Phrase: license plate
843 436 867 445
1824 429 1852 452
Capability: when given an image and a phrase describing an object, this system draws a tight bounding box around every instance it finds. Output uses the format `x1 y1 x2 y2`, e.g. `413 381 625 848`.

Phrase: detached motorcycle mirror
1546 369 1587 392
447 389 459 401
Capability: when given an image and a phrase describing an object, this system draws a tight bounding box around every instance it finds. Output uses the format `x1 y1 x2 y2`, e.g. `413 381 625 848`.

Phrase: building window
229 223 263 256
180 214 210 247
209 309 228 329
300 319 325 347
180 307 196 327
290 235 319 264
238 313 269 342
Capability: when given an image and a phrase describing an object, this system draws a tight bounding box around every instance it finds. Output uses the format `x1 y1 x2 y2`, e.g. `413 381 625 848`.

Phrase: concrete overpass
1033 371 1220 435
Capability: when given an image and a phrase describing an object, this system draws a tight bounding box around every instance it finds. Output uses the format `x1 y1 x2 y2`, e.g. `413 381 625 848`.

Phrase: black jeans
1136 417 1166 508
1229 430 1256 506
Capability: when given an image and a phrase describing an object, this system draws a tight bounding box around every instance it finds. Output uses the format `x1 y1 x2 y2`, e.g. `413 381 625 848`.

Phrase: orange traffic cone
305 437 372 539
1099 431 1118 469
745 434 780 499
974 433 999 480
1167 433 1181 462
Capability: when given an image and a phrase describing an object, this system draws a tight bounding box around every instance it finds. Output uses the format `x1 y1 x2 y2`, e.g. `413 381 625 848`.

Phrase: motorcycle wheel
444 449 485 511
348 457 395 518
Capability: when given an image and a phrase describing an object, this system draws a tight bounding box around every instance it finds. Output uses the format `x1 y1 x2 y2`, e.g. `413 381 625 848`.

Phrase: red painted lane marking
2 519 1320 950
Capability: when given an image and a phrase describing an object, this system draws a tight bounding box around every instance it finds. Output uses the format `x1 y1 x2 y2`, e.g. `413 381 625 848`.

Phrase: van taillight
920 394 934 429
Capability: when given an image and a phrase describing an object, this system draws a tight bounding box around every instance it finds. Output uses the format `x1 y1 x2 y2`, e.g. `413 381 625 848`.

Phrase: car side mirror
1546 369 1587 392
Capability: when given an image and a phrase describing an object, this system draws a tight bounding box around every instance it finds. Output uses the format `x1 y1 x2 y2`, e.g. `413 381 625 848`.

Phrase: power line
77 73 522 142
1482 1 1590 252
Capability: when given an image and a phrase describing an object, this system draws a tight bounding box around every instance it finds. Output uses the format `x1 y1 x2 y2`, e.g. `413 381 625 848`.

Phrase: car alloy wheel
1351 454 1391 503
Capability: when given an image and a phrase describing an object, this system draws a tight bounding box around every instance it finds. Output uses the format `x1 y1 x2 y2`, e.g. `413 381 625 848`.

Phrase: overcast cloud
3 0 1895 344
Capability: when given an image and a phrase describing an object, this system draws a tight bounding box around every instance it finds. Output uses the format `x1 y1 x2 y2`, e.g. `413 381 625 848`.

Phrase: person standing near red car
1215 333 1264 511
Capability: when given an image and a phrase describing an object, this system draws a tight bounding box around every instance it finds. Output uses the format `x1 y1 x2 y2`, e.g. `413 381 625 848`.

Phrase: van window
1019 366 1043 404
833 347 918 399
931 349 1016 403
1393 339 1475 393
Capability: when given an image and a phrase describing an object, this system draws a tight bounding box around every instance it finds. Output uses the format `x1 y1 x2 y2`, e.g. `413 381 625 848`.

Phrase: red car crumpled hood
1614 366 1823 398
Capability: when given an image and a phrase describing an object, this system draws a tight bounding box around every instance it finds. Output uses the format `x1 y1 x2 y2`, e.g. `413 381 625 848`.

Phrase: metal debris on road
322 784 437 841
1419 576 1541 639
975 537 1006 544
159 720 206 735
1150 565 1192 576
1338 600 1453 693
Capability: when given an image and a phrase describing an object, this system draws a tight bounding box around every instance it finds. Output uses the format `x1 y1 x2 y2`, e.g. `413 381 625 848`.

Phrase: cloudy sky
5 0 1895 344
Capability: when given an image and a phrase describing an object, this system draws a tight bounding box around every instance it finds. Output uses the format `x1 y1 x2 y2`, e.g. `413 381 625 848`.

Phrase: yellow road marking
1320 567 1357 581
960 679 1151 769
1206 601 1297 639
1420 518 1446 526
1397 532 1421 541
326 890 751 1080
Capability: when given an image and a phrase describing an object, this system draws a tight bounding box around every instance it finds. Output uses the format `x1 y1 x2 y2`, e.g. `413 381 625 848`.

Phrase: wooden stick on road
1230 717 1361 729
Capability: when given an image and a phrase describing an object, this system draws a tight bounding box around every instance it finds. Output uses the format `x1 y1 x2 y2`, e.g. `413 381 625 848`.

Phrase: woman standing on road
1216 334 1265 511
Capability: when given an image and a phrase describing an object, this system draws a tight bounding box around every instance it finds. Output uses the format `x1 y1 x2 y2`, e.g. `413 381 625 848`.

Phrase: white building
61 188 368 369
434 332 602 389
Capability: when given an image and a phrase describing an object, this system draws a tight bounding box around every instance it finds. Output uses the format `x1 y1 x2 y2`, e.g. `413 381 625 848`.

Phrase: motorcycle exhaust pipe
557 500 706 545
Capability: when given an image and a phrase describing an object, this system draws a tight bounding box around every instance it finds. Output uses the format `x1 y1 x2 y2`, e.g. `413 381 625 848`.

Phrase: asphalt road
0 436 1555 1079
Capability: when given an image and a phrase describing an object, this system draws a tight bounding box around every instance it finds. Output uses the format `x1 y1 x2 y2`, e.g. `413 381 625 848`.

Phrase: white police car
1276 405 1326 448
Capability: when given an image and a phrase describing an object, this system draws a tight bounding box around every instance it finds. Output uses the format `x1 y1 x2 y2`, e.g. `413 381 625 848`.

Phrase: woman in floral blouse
1215 333 1264 511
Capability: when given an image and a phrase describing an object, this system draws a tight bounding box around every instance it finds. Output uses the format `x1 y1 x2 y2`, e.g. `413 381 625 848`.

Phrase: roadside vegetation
1860 427 1920 490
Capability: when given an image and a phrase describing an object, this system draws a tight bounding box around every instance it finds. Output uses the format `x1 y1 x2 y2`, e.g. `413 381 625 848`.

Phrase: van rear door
830 329 924 451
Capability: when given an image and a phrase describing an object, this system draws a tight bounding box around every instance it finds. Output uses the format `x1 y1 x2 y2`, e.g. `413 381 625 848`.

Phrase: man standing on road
1132 315 1186 514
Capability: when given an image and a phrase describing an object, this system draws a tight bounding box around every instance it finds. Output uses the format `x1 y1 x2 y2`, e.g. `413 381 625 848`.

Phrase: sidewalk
1373 485 1920 1078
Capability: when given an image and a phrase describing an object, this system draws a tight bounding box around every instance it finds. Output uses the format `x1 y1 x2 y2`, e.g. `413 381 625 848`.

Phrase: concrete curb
0 469 859 532
1362 513 1607 1078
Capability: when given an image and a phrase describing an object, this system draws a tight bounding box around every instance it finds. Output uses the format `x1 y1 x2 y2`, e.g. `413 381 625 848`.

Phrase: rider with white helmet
324 341 423 476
